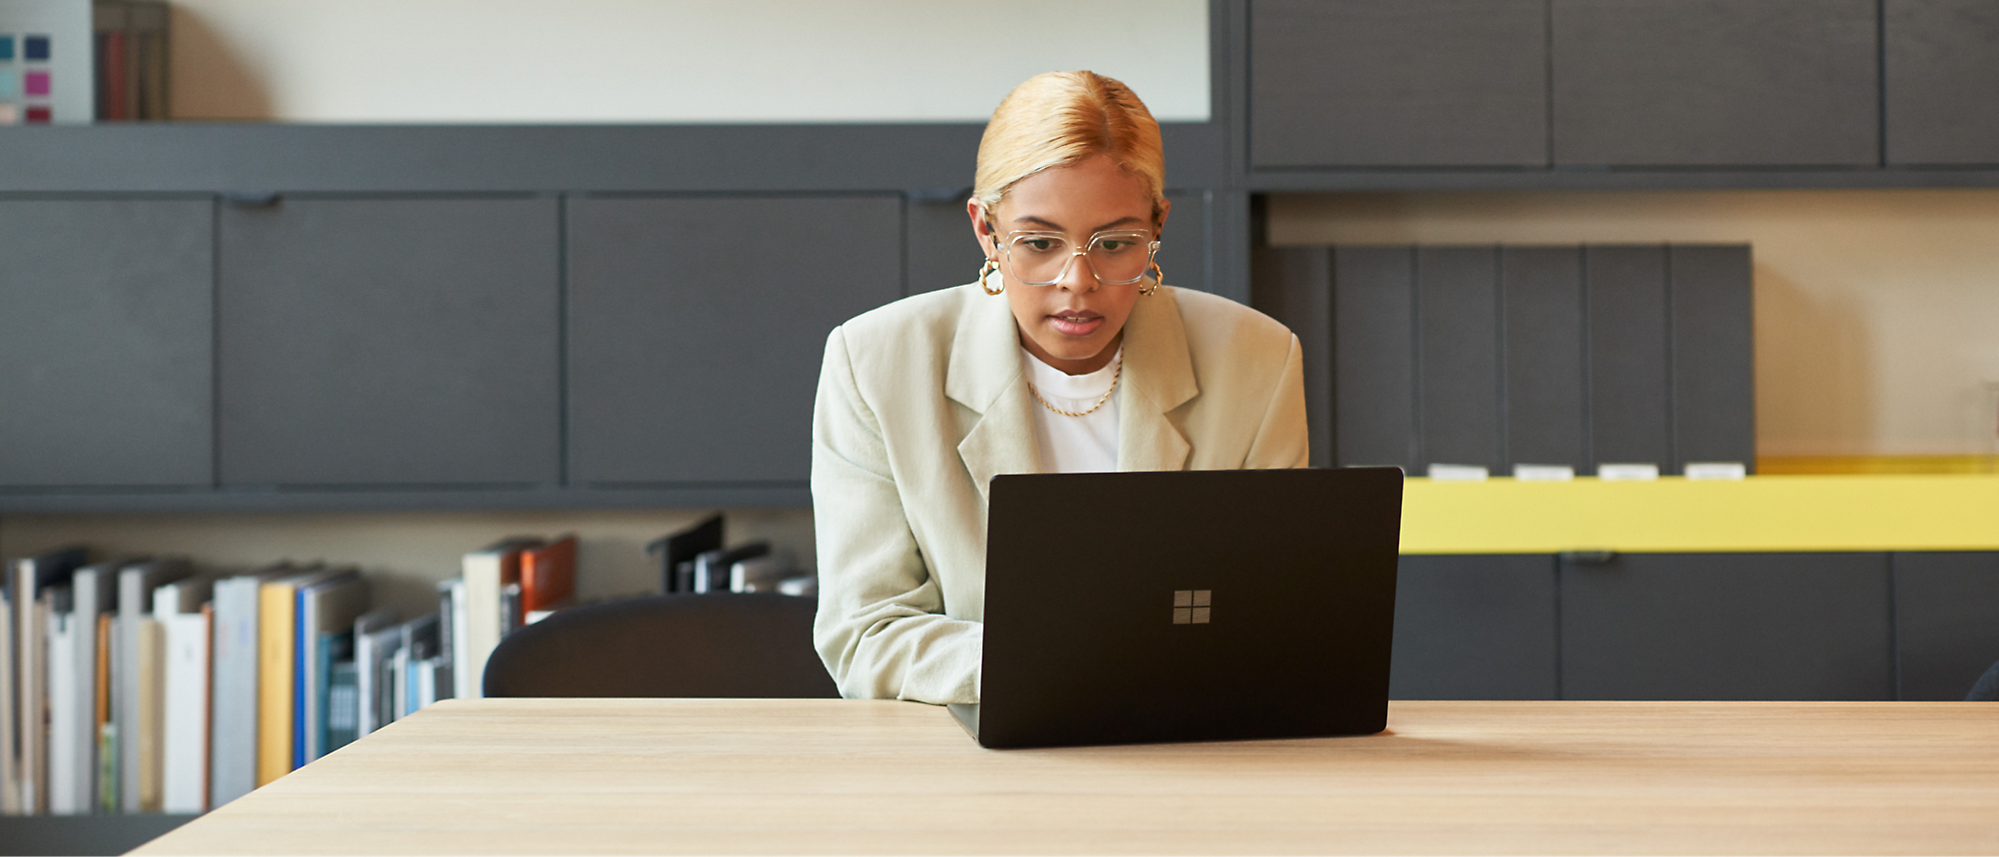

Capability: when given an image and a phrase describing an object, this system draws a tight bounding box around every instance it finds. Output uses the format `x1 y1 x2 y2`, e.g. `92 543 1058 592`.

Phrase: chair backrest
482 593 840 698
1970 659 1999 702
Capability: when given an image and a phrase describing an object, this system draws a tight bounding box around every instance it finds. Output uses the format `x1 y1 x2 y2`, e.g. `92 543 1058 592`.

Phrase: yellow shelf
1400 474 1999 554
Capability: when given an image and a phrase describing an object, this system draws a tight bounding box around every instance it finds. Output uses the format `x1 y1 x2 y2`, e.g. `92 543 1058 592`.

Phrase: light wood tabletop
134 698 1999 856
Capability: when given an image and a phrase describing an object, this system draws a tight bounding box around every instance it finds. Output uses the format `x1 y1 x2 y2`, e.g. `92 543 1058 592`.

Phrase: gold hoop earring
1141 261 1165 295
980 258 1003 295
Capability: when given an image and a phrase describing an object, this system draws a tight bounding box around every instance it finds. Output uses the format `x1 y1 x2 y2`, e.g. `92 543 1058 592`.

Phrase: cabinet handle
1560 550 1618 566
224 191 281 208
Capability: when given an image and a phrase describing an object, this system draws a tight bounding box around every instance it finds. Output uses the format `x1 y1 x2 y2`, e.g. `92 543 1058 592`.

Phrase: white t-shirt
1020 345 1121 474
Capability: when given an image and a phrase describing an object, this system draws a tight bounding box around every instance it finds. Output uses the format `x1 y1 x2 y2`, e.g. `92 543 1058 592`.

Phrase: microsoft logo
1172 590 1212 624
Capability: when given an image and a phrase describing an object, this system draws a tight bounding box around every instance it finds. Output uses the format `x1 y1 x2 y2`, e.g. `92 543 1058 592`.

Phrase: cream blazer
810 283 1309 704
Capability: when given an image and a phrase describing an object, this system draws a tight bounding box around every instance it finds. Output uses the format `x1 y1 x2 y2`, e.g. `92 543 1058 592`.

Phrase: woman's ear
967 198 995 256
1154 197 1173 238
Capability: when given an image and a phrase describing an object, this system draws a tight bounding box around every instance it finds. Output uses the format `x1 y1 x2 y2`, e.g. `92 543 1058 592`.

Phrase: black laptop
951 467 1404 749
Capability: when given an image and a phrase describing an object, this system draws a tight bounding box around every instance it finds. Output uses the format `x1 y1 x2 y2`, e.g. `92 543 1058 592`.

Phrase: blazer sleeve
809 326 983 705
1243 333 1311 470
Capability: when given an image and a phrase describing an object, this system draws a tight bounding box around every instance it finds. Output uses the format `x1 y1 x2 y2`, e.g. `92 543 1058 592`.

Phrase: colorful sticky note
0 71 16 98
23 70 47 96
0 103 18 125
25 104 51 123
0 36 16 61
24 35 50 61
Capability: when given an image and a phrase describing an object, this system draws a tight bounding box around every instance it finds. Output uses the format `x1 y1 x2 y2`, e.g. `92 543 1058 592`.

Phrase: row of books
1 535 579 817
646 513 816 597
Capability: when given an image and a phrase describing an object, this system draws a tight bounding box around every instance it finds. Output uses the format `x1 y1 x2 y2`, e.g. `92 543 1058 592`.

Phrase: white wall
166 0 1212 123
1268 190 1999 459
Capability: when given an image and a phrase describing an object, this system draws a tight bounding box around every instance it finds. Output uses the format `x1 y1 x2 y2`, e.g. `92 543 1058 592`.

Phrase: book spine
46 611 76 815
118 574 138 812
94 614 113 813
461 556 499 701
28 593 47 813
255 582 294 786
209 579 255 806
447 580 470 700
1 585 15 815
136 618 163 812
293 589 309 770
162 611 208 813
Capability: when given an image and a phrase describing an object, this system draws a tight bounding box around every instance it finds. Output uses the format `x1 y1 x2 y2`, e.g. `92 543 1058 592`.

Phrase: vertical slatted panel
1332 247 1417 471
1250 246 1334 468
1584 245 1672 472
1501 247 1588 472
1416 247 1502 470
1670 244 1756 473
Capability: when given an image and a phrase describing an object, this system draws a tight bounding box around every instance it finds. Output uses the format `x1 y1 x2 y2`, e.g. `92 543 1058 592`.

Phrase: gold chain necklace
1027 355 1122 418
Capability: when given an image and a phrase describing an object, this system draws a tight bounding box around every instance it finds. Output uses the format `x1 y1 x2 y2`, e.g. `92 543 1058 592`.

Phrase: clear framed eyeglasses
990 225 1161 286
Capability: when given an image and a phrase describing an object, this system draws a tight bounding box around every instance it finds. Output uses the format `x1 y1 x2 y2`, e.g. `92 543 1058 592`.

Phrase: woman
812 71 1307 705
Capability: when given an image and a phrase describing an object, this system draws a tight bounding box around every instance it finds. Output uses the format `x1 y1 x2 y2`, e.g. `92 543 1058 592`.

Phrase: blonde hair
973 70 1166 223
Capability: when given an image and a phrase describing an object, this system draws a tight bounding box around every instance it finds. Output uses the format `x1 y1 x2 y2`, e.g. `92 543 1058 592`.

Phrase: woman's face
970 154 1168 376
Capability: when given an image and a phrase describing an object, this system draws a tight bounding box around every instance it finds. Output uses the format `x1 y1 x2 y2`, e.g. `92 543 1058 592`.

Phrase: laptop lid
960 467 1403 749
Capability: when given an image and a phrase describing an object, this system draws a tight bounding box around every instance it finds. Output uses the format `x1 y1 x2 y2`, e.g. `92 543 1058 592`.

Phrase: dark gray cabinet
1416 248 1502 470
1501 248 1587 471
1391 554 1559 700
566 195 902 485
1284 243 1753 476
1330 247 1417 470
1551 0 1880 167
1584 246 1672 469
1668 245 1756 470
0 199 214 488
1560 552 1895 701
1248 246 1334 468
1885 0 1999 165
1250 0 1548 168
905 195 979 296
217 197 561 486
1892 551 1999 700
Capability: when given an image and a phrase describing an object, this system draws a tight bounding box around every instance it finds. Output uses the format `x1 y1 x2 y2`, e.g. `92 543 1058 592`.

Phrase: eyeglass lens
1005 232 1153 285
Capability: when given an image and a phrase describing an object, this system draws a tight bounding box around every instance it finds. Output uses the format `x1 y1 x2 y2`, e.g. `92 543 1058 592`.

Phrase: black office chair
1970 659 1999 702
483 593 840 698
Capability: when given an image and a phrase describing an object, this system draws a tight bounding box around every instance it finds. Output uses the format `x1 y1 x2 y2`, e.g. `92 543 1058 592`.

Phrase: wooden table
135 699 1999 855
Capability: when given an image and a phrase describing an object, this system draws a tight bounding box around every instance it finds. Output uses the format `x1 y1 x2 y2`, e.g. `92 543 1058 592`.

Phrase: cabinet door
1331 247 1417 470
1893 552 1999 700
1552 0 1879 166
1885 0 1999 165
1391 554 1558 700
1502 247 1587 472
1417 247 1501 471
905 195 980 296
1249 247 1333 468
0 199 213 487
1561 552 1894 700
1584 246 1671 472
218 197 560 486
1251 0 1548 168
567 195 902 485
1669 245 1755 472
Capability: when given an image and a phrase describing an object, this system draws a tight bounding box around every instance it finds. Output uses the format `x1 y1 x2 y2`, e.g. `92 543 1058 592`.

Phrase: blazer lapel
947 289 1041 505
1116 288 1197 472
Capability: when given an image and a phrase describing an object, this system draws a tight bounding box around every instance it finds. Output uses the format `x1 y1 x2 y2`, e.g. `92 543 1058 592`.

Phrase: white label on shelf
1427 464 1491 482
1513 464 1576 482
1597 463 1661 481
1684 462 1748 480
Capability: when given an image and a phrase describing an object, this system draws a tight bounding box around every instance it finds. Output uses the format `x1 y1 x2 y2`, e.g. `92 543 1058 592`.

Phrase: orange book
95 614 113 813
519 536 577 615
